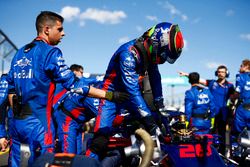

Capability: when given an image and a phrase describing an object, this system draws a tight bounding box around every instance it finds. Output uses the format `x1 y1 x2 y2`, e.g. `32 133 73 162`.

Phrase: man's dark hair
242 59 250 70
217 65 228 72
1 73 7 78
188 72 200 85
70 64 83 72
36 11 64 33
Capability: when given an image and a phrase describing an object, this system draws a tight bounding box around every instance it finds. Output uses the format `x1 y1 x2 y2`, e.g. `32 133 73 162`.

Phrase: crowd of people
0 10 249 167
179 59 250 155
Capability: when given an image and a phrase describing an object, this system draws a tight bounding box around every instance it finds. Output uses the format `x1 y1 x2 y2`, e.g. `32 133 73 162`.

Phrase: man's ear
44 25 50 35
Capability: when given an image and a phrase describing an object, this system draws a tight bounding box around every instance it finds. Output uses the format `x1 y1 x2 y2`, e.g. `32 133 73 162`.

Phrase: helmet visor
167 25 184 64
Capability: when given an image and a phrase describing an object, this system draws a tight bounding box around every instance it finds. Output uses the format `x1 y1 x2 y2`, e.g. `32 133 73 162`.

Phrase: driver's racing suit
86 39 163 159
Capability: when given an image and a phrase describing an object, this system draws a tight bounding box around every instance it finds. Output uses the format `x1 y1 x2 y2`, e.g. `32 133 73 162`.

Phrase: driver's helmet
143 22 184 64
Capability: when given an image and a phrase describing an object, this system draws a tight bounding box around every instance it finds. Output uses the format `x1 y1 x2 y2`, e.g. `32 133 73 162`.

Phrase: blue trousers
54 110 84 154
9 115 54 166
234 104 250 133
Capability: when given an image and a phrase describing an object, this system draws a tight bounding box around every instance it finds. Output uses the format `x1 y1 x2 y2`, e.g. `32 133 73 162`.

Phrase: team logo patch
197 93 210 104
14 57 32 68
123 57 135 68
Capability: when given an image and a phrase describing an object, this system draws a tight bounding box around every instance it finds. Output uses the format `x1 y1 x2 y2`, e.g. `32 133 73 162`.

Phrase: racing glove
105 91 130 103
70 85 90 96
154 97 165 112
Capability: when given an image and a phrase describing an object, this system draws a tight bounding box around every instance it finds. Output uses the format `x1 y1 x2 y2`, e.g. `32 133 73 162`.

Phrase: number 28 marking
179 142 212 158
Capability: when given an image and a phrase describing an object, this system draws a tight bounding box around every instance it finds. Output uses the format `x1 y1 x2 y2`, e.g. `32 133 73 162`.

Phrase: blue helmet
144 22 184 64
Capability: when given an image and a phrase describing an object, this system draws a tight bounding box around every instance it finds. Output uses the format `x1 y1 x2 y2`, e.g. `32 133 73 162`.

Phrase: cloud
60 6 80 22
79 21 85 27
206 62 221 69
146 15 158 22
118 36 130 44
240 33 250 41
181 15 188 21
132 2 137 6
192 17 201 24
163 1 188 21
226 9 235 16
59 6 126 26
79 8 127 24
136 26 143 32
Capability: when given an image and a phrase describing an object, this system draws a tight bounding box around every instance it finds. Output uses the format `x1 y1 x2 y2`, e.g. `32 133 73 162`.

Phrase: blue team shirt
235 72 250 103
207 80 234 108
0 75 8 137
185 86 217 121
53 77 98 123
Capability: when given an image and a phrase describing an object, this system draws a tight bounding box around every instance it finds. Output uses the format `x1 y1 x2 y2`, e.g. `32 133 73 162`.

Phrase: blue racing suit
206 80 234 120
86 39 163 159
0 74 9 138
234 72 250 133
6 39 90 166
206 80 234 154
185 86 217 134
0 74 15 166
53 79 98 154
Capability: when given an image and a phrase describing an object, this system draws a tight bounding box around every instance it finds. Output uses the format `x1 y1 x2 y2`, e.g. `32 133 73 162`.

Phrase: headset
215 65 230 78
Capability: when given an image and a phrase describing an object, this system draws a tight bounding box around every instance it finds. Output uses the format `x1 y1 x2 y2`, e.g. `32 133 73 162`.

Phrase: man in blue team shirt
179 65 234 153
3 11 128 166
0 74 9 152
231 59 250 134
184 72 217 134
53 64 99 154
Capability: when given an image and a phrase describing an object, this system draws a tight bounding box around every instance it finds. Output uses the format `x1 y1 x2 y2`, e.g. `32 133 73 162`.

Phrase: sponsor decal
14 57 32 69
123 57 135 68
13 57 33 79
197 93 210 104
179 142 212 158
160 27 170 47
138 105 149 117
14 69 33 79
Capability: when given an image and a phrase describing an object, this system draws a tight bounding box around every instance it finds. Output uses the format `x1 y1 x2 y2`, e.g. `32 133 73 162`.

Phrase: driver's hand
154 98 165 112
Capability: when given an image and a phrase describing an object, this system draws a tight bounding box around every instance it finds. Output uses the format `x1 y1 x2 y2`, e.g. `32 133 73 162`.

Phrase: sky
0 0 250 105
